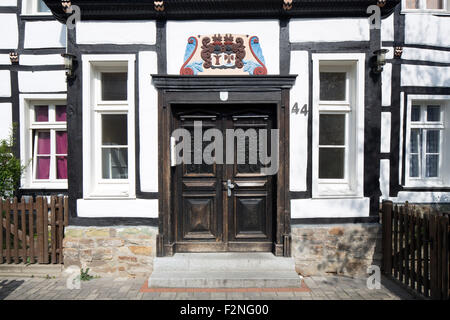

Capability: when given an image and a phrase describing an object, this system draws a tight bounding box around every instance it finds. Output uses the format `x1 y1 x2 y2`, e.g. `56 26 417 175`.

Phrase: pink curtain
35 106 48 122
36 132 50 179
56 131 68 179
56 105 67 121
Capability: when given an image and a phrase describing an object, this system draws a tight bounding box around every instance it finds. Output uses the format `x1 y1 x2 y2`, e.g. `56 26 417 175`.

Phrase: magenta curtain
35 106 48 122
56 105 67 121
56 131 68 179
36 132 50 179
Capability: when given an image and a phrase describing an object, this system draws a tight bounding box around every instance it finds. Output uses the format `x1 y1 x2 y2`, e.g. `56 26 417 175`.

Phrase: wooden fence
381 200 449 300
0 196 68 265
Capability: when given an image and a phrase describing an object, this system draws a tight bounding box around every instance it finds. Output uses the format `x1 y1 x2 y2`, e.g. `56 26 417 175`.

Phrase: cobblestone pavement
0 275 415 300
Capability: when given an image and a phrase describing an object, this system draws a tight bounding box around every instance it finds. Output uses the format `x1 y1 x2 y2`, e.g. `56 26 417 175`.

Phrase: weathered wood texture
0 196 68 264
382 200 449 300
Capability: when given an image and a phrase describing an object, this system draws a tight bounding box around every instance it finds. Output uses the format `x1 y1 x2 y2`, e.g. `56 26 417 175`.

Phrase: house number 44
292 103 308 116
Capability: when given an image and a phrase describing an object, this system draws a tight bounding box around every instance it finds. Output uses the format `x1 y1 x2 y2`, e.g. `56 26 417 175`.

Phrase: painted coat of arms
179 34 268 75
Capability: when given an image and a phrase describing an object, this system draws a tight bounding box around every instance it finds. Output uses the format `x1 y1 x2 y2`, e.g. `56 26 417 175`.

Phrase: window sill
21 183 68 190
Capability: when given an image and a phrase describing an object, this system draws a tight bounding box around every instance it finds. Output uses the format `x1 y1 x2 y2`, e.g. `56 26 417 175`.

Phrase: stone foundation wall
291 223 382 276
63 226 157 278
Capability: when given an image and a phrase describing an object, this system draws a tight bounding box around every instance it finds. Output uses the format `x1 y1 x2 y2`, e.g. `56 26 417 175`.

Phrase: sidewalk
0 275 415 300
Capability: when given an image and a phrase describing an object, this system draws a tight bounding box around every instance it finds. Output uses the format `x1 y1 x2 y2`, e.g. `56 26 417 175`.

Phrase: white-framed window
312 53 365 198
402 0 449 12
22 0 52 15
19 94 68 189
82 54 136 199
405 95 450 187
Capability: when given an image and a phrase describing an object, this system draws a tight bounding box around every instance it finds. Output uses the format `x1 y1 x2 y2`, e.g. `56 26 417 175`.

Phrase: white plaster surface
382 62 392 106
405 14 450 47
290 18 370 42
0 54 12 65
392 192 450 203
24 21 66 48
402 47 450 63
0 0 17 6
289 50 309 191
381 13 394 42
166 20 279 75
76 21 156 45
20 54 65 66
18 70 66 92
0 103 12 141
401 64 450 87
380 159 390 200
77 199 159 218
0 14 18 49
291 198 370 218
0 70 11 97
380 112 391 153
139 51 158 192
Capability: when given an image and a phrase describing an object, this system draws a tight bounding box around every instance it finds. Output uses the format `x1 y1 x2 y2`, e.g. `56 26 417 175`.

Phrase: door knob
226 179 235 197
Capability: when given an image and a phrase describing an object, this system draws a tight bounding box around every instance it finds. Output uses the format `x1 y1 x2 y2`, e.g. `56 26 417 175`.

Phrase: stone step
153 253 296 272
0 264 63 278
148 253 302 288
149 271 302 288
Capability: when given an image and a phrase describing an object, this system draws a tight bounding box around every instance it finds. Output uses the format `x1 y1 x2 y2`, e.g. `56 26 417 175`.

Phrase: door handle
226 179 235 197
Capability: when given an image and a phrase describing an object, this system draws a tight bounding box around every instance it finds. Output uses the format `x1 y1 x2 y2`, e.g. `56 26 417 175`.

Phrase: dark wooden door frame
152 75 297 257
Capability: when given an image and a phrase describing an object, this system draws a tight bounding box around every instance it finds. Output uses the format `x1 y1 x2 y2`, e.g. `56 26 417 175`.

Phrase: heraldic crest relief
179 34 268 75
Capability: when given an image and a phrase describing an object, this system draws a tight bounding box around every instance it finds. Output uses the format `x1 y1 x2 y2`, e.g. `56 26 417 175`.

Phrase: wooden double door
172 104 275 252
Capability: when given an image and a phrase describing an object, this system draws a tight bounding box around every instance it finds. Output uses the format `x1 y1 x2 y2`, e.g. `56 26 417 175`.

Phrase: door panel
173 105 274 252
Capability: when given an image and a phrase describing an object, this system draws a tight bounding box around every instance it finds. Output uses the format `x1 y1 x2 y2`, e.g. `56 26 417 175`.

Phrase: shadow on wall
292 223 382 276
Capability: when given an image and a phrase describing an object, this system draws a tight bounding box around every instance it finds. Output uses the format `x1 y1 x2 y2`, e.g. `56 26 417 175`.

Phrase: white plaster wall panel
0 0 17 6
77 21 156 45
289 50 309 191
380 112 391 153
382 46 393 60
166 20 279 75
24 21 66 48
392 192 450 203
289 18 370 42
399 91 404 183
77 199 158 218
0 14 18 49
291 198 370 218
381 62 392 106
405 14 450 47
0 54 12 65
379 159 390 200
0 70 11 97
18 71 66 93
138 51 158 192
20 54 65 66
401 65 450 87
381 14 394 42
402 47 450 63
0 103 12 141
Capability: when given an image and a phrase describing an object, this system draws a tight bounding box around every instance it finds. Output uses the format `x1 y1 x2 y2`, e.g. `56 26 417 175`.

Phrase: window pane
102 148 128 179
426 155 439 177
405 0 420 8
37 131 50 155
56 156 67 179
410 155 419 177
426 130 440 153
101 72 127 101
102 114 127 145
56 131 68 154
319 148 345 179
319 72 346 101
38 0 51 12
410 129 420 153
35 106 48 122
411 105 421 121
426 105 440 122
319 114 346 145
36 156 50 179
56 105 67 121
426 0 443 9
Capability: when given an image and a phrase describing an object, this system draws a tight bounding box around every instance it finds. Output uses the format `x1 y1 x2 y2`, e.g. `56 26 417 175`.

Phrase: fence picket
28 198 35 264
43 198 49 264
416 211 423 295
50 196 57 264
12 197 19 264
36 197 44 264
0 200 3 264
5 199 11 263
423 212 430 297
393 205 399 279
20 197 27 263
410 208 416 290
